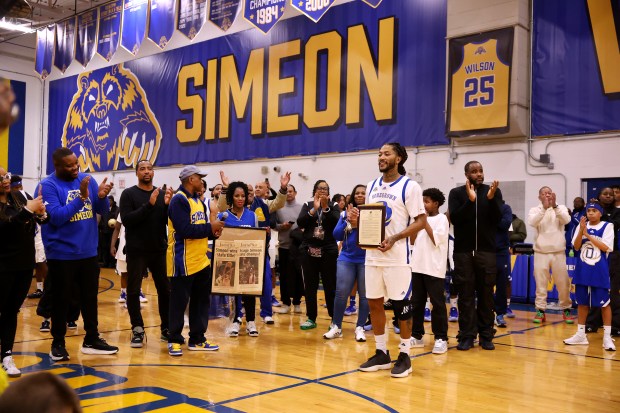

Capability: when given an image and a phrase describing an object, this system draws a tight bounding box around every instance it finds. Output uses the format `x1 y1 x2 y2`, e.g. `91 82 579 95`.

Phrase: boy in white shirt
410 188 450 354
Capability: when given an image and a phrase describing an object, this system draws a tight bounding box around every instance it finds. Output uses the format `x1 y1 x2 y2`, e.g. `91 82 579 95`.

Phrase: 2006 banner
46 0 448 173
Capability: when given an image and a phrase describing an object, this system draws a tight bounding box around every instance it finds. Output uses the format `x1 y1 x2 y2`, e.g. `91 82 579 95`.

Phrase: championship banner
243 0 286 34
46 0 448 173
208 0 241 32
76 9 98 67
35 25 54 79
121 0 149 55
97 0 123 61
447 27 514 137
362 0 383 7
0 80 26 175
177 0 207 40
54 17 76 73
291 0 336 23
148 0 176 49
532 0 620 137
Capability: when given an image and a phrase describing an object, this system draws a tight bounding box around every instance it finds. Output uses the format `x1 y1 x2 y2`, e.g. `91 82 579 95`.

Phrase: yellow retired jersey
167 188 211 277
449 39 510 132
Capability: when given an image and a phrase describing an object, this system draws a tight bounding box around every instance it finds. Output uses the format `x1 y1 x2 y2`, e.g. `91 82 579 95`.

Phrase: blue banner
208 0 241 32
362 0 383 8
121 0 149 55
243 0 286 34
97 0 123 61
148 0 176 49
532 0 620 137
35 25 54 79
76 10 98 67
54 18 76 73
291 0 337 22
177 0 207 40
47 0 448 173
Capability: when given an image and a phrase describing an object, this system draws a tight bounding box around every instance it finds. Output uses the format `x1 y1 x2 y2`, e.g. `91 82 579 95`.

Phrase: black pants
301 248 337 322
0 269 31 359
235 295 257 322
48 257 100 346
411 272 448 341
36 274 80 321
586 251 620 331
494 253 510 315
126 251 170 332
453 251 497 342
278 247 304 306
168 266 212 345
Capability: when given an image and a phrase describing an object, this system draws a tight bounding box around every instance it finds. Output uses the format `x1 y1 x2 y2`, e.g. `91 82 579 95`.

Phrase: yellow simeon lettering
587 0 620 94
177 63 204 143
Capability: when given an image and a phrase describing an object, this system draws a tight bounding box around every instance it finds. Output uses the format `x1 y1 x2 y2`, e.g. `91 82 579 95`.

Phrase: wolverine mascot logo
61 64 162 172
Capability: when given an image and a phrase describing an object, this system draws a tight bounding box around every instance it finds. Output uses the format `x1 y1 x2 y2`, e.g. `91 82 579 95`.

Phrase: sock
425 298 431 309
37 282 43 290
604 325 611 337
121 288 126 293
374 333 387 353
399 337 411 355
450 298 457 307
506 298 511 307
577 324 585 334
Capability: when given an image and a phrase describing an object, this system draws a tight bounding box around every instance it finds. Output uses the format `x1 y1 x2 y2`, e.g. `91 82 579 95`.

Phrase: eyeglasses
316 186 329 191
0 172 11 181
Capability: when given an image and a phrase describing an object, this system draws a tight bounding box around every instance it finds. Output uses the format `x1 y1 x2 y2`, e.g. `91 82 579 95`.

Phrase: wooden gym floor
9 268 620 412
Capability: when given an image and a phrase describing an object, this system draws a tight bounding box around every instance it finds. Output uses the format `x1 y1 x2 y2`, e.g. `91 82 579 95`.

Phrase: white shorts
116 259 127 274
365 265 412 301
34 230 46 263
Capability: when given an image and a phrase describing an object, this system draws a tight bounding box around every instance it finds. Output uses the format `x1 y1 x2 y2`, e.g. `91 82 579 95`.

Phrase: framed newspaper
356 203 386 249
211 227 267 295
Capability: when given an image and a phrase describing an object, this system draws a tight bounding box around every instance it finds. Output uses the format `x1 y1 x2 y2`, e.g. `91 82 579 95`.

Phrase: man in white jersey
359 143 427 378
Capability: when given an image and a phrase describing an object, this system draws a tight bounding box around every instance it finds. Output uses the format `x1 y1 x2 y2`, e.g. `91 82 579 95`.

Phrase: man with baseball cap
166 165 224 356
119 159 174 348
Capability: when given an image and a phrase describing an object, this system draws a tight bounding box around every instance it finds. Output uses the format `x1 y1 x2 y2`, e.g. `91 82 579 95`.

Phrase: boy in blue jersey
166 166 224 356
564 203 615 351
40 147 118 361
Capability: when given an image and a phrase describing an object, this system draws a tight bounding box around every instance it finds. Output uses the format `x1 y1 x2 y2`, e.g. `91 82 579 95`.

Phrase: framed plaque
212 227 266 295
356 203 386 249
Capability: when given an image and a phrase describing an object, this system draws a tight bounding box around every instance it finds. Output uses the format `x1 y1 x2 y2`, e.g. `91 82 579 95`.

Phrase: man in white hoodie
528 186 573 324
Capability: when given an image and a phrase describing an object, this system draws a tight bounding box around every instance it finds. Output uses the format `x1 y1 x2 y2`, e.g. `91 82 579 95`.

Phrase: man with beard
40 147 118 361
119 160 174 347
448 160 502 351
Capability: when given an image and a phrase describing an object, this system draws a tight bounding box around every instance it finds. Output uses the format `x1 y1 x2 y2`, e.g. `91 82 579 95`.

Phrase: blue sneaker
448 307 459 322
424 308 432 322
344 304 357 316
393 321 400 334
168 343 182 356
271 295 281 307
495 314 507 328
505 307 515 318
118 291 126 303
188 341 219 351
139 290 148 303
363 320 373 331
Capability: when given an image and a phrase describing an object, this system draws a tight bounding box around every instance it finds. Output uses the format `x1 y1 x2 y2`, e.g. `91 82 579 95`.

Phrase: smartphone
162 184 167 191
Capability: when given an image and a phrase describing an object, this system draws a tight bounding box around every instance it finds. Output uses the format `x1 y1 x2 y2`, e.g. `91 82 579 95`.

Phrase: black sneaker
131 327 145 348
50 344 70 361
456 337 474 351
160 328 169 342
40 320 51 332
480 339 495 350
359 349 392 372
67 321 78 329
27 289 43 299
81 337 119 355
390 352 412 378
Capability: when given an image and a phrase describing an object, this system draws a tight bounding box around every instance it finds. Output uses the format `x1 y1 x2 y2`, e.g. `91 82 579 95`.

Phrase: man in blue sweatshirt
40 147 119 361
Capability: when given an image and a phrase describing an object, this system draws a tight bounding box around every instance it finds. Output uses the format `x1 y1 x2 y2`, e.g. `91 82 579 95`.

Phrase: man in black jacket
119 160 173 347
448 161 502 351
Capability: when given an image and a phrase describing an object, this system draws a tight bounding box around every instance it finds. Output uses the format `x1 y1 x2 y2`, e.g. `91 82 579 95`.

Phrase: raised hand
319 194 329 210
280 171 291 189
465 180 476 202
98 177 114 198
219 170 230 187
487 180 499 199
541 194 551 209
550 192 557 208
149 187 161 205
164 186 174 205
26 196 45 214
579 216 588 235
347 204 360 228
313 193 321 213
80 176 91 200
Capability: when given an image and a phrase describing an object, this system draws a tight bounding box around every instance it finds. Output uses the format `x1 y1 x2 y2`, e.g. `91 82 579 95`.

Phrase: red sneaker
563 309 575 324
533 310 545 324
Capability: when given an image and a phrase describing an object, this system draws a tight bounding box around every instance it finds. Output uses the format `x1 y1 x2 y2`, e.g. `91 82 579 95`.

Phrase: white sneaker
355 326 366 342
323 324 342 339
563 332 589 345
603 336 616 351
432 339 448 354
276 305 290 314
2 356 21 378
229 322 240 337
410 337 425 348
262 316 274 324
247 321 259 337
139 290 148 303
294 305 302 313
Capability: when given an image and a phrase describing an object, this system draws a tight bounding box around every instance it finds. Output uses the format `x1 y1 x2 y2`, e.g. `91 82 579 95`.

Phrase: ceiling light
0 18 33 33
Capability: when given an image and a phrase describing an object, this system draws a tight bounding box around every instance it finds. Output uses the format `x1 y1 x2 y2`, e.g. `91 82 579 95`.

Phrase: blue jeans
259 258 273 318
332 261 369 328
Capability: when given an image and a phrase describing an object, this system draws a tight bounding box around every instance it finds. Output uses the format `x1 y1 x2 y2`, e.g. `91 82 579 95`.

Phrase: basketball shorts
365 265 412 301
575 285 610 308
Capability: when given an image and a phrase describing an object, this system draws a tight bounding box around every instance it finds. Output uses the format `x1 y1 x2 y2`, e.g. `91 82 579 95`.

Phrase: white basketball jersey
365 175 425 266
